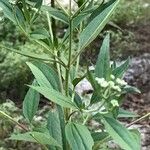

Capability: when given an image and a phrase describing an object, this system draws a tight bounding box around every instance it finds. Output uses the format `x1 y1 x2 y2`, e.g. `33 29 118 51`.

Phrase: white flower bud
108 81 115 87
95 77 108 88
110 74 115 80
101 81 109 88
112 85 121 92
116 78 127 86
111 100 119 107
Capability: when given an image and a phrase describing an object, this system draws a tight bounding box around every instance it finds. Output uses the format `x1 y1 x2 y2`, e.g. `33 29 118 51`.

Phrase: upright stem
51 0 57 43
65 0 72 96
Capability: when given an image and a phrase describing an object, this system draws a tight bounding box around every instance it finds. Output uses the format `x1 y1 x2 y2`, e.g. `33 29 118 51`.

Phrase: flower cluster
95 75 127 92
95 75 128 107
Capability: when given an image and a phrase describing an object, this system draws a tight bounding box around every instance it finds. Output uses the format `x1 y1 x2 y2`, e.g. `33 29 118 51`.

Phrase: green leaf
47 110 63 150
123 85 141 94
112 58 130 78
29 86 78 110
30 28 50 40
79 0 120 50
63 13 91 41
23 80 40 122
41 6 68 24
26 62 53 88
130 129 141 150
0 0 16 23
32 61 60 91
0 0 25 25
65 122 94 150
95 34 110 79
72 75 85 87
102 115 139 150
0 0 25 27
118 108 138 118
0 44 51 61
57 106 67 150
10 132 61 147
91 132 109 142
69 89 83 108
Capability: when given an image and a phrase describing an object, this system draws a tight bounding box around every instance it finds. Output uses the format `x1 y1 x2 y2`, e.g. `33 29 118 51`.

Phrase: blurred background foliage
0 0 149 101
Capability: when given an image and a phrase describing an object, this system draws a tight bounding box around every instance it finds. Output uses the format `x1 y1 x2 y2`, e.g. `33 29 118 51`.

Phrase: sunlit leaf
79 0 120 50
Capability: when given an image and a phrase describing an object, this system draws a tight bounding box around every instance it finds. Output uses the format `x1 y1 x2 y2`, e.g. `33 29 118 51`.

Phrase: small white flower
95 77 108 88
110 74 115 80
108 81 115 87
112 85 121 92
89 66 95 71
116 78 127 86
101 81 109 88
111 100 119 107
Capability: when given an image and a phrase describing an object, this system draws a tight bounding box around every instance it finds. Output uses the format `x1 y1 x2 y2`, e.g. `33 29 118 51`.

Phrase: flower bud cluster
95 75 127 108
95 75 127 92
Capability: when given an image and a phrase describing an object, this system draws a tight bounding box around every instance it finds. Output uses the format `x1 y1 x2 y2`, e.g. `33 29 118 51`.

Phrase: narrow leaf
41 6 68 24
112 58 130 78
118 108 138 118
123 85 141 94
47 110 63 150
65 122 94 150
130 129 141 150
26 62 52 88
32 61 60 91
79 0 120 50
23 80 40 122
102 115 139 150
0 44 51 61
91 132 109 142
30 28 50 40
95 34 110 79
10 132 61 147
29 86 78 110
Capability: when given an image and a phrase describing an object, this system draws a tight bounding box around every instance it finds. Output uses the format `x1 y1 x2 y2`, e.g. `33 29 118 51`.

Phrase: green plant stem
126 112 150 127
65 0 73 95
46 12 54 43
55 51 64 92
65 0 73 123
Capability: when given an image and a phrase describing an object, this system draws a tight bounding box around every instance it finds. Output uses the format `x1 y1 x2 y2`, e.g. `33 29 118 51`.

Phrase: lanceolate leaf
102 115 139 150
112 57 130 78
32 61 60 91
0 0 16 23
79 0 120 50
0 0 25 25
26 62 53 88
0 44 51 61
29 86 78 110
23 80 40 122
118 108 138 118
130 129 141 150
65 122 94 150
10 132 61 147
30 28 50 40
41 6 68 24
95 34 110 79
123 85 141 94
47 110 63 150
